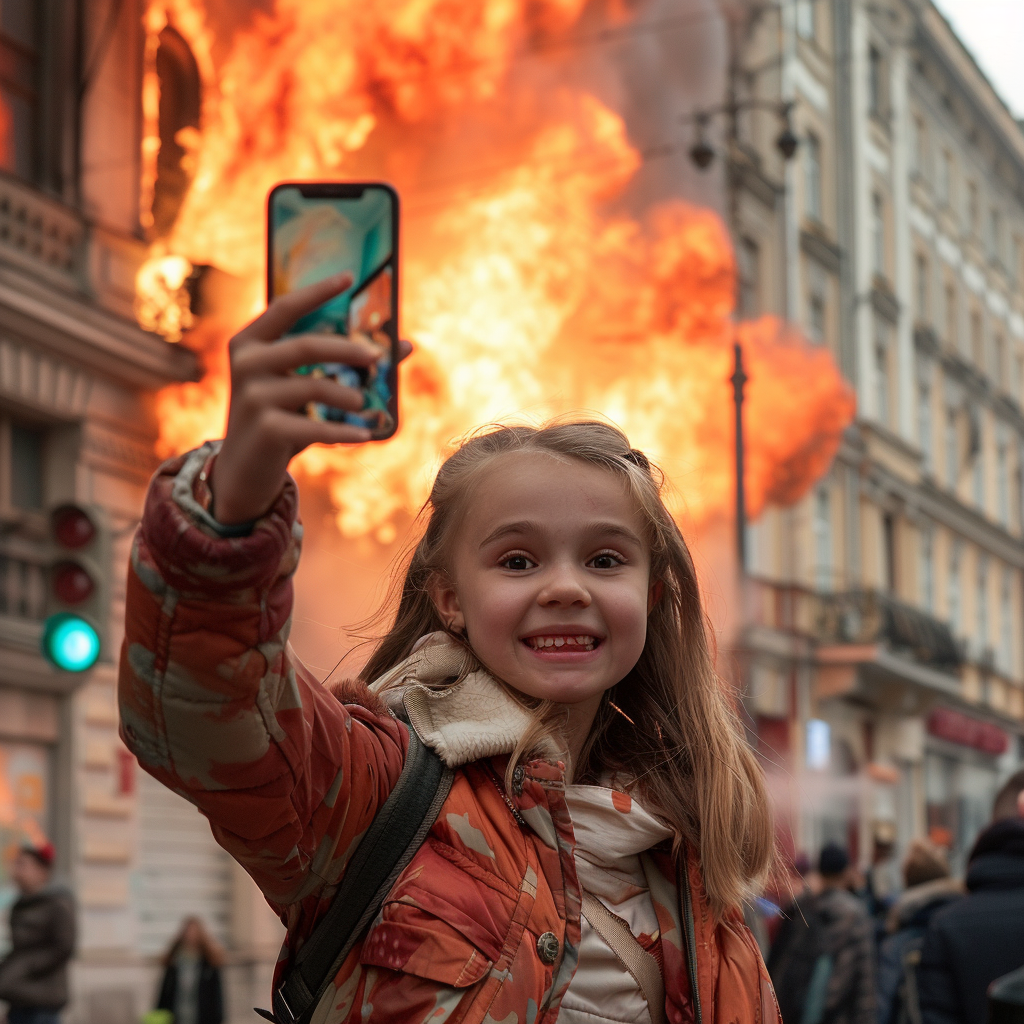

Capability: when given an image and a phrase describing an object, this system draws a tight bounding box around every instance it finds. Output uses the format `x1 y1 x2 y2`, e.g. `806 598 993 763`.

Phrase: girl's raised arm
118 278 407 932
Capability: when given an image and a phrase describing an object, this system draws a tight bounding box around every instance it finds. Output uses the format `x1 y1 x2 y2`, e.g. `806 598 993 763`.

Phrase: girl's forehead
462 451 644 527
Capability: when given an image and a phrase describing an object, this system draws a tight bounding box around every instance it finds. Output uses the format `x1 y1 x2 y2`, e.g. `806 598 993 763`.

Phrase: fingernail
331 271 352 289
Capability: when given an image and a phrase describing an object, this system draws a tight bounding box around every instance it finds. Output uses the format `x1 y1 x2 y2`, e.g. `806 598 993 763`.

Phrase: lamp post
685 98 800 574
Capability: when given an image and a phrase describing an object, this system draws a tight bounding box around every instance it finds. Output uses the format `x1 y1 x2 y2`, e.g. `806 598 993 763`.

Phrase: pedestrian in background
876 840 962 1024
768 842 875 1024
917 770 1024 1024
0 841 76 1024
156 916 226 1024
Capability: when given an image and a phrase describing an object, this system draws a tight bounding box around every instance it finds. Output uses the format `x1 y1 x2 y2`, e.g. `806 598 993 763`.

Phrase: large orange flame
141 0 855 542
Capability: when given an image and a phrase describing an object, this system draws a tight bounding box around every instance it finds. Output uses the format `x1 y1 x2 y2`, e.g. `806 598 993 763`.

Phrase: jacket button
537 931 560 964
512 766 525 796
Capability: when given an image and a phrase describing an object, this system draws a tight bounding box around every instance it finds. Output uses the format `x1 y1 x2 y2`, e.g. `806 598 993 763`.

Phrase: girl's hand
209 273 407 525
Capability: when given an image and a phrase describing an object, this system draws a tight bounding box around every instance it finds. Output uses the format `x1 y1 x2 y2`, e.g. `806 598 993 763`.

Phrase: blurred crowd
759 769 1024 1024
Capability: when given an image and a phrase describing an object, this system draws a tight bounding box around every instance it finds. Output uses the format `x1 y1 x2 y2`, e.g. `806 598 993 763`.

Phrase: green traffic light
42 613 100 672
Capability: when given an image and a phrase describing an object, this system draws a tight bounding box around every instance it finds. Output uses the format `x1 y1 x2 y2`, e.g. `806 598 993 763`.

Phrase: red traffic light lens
51 506 96 549
52 561 95 605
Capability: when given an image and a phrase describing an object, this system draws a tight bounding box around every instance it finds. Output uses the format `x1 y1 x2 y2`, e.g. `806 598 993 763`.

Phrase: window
971 309 985 369
911 115 926 177
918 378 933 471
945 282 958 347
967 180 979 236
872 192 886 278
10 422 43 511
869 45 885 117
738 237 760 318
915 253 929 322
989 208 1002 265
875 323 890 427
994 333 1006 386
796 0 816 40
807 263 827 344
977 554 990 652
1000 569 1013 673
938 149 952 205
971 412 984 510
814 486 832 592
0 0 39 180
946 406 959 488
998 436 1010 527
948 540 962 634
805 131 823 222
150 27 202 238
883 513 897 594
920 527 935 612
1015 236 1024 291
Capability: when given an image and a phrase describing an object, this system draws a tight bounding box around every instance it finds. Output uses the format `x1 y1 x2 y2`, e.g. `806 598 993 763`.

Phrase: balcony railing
747 577 962 673
0 536 47 621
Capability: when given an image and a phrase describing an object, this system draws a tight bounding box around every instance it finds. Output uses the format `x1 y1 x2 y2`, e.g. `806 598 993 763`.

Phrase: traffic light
41 504 110 672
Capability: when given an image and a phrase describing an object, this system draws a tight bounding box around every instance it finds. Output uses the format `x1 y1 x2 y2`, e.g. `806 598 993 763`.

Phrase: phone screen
267 182 399 440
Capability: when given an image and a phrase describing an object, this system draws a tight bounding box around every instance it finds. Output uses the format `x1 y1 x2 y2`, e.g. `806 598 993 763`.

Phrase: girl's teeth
554 638 565 647
526 635 597 650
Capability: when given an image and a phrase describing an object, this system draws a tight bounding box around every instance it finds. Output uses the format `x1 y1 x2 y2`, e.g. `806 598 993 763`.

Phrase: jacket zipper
485 764 527 827
680 854 702 1024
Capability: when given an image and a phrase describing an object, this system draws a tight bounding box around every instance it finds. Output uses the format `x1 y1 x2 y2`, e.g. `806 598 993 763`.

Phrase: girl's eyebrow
479 520 644 549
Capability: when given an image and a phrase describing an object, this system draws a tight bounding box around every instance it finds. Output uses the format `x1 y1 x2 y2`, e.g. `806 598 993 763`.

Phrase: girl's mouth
522 635 600 652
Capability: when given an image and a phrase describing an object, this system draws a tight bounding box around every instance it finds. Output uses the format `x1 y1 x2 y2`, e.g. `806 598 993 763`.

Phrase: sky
931 0 1024 118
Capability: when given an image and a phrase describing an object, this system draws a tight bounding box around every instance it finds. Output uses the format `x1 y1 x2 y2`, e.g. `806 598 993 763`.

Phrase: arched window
150 26 201 238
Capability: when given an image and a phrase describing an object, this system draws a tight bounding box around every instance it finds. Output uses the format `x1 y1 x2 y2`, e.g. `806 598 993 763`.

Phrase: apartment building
730 0 1024 874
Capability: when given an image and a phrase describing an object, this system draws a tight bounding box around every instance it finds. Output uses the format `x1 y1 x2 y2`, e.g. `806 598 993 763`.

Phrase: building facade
731 0 1024 876
0 2 284 1022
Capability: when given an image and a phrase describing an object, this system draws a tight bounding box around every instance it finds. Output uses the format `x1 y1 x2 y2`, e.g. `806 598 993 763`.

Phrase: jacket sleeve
917 923 963 1024
117 444 409 931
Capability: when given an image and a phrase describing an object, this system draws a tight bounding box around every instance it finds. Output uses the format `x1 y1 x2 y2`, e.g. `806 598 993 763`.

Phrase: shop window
0 742 50 906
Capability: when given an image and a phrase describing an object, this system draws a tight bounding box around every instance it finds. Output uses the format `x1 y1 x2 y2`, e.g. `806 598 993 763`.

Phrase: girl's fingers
238 333 383 376
266 408 372 447
249 375 366 413
397 339 413 362
242 272 355 343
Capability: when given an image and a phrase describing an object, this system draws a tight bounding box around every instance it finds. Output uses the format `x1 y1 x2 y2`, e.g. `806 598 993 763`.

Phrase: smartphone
267 182 399 441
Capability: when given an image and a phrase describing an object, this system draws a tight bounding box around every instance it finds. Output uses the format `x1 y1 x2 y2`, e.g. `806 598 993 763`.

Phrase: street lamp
685 99 801 573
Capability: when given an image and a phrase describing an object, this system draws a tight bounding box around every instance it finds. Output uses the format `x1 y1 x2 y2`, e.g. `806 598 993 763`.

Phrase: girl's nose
536 564 591 607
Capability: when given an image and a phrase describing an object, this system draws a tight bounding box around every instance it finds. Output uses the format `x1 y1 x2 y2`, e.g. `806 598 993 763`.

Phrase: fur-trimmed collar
368 632 562 768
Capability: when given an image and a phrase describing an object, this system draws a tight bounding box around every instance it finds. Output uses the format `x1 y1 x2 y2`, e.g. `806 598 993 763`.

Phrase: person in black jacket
877 840 963 1024
917 770 1024 1024
156 917 225 1024
0 842 76 1024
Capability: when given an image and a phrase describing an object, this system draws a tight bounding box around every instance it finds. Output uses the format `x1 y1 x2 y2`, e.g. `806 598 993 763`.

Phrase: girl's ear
648 578 663 613
429 576 466 633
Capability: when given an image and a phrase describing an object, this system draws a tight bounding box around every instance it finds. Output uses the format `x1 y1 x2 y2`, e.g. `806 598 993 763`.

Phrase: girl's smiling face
431 453 657 724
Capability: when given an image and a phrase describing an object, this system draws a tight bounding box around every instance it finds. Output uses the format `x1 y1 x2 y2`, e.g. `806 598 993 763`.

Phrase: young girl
119 273 779 1024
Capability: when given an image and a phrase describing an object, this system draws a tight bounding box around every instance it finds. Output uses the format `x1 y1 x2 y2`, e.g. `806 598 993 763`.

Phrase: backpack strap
262 718 453 1024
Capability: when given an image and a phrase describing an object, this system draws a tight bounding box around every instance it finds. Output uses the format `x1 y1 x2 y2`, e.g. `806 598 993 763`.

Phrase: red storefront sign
927 707 1008 755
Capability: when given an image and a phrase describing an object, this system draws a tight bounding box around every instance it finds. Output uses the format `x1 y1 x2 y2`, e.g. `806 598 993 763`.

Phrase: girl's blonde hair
361 419 774 914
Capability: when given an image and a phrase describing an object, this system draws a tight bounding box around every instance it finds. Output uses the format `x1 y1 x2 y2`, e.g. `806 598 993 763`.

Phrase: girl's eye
589 552 624 569
500 553 536 571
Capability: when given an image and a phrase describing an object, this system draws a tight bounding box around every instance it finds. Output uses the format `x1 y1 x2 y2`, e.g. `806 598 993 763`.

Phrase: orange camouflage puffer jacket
118 444 780 1024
